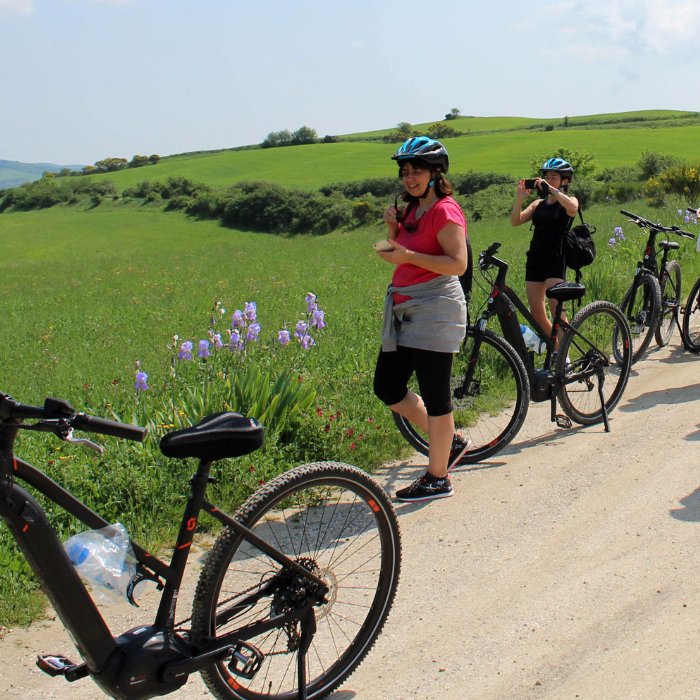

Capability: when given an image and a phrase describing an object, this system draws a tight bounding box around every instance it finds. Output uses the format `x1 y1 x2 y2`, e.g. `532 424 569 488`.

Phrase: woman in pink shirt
374 137 470 502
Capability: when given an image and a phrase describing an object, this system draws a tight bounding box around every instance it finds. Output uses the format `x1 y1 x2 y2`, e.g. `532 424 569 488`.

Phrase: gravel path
1 332 699 699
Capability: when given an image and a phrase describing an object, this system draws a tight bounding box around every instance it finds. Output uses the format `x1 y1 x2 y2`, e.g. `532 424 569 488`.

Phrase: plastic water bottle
520 324 545 354
65 523 137 604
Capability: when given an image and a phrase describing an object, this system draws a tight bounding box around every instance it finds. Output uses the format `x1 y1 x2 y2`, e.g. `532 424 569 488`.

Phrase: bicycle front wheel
615 275 661 363
681 275 700 352
393 327 530 463
190 462 401 700
655 259 681 347
557 300 632 425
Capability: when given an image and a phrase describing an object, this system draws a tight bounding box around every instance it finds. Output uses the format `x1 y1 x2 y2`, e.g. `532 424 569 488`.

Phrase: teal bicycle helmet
392 136 449 174
541 157 574 179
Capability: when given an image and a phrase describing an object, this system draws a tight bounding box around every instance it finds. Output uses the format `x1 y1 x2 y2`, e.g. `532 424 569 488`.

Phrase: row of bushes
2 155 697 231
0 178 117 211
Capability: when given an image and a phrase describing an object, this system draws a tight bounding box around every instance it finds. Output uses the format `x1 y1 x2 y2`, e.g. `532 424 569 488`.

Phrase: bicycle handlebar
620 210 694 239
0 393 147 442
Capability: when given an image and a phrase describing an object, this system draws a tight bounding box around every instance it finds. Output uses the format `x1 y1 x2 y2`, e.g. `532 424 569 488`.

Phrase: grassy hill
72 109 698 192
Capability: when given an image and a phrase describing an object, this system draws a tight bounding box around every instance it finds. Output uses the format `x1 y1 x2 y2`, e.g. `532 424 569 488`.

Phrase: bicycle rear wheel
392 327 530 464
190 462 401 700
681 275 700 352
557 300 632 425
615 275 661 364
655 259 681 347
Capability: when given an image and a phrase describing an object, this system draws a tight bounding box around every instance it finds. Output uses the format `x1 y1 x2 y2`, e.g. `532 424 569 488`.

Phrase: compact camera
524 179 549 195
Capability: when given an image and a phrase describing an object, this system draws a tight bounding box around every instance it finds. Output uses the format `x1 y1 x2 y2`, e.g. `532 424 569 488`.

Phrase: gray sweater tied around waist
381 275 467 354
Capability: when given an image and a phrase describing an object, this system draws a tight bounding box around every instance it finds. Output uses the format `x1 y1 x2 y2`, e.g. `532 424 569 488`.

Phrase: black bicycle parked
615 209 694 363
394 242 633 463
680 207 700 352
0 392 401 700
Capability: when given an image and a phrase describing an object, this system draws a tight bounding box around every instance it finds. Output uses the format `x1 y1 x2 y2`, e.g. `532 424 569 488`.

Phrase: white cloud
0 0 33 17
544 0 700 57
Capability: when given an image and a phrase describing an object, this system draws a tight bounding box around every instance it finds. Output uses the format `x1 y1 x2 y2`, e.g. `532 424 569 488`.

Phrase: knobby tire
190 461 401 700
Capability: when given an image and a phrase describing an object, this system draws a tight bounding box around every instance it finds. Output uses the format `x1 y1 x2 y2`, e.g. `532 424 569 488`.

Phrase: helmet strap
418 171 440 199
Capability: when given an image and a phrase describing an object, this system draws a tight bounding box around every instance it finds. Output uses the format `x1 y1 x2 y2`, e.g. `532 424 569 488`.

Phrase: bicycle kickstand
596 369 610 433
297 607 317 700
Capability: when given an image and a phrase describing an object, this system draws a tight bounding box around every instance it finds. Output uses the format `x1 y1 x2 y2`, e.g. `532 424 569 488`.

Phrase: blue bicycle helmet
541 157 574 179
392 136 449 173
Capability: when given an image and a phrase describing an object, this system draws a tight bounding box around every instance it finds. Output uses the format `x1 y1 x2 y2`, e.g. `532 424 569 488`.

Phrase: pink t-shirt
392 196 467 302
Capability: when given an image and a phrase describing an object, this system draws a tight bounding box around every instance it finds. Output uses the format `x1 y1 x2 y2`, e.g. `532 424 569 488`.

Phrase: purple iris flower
295 320 308 339
244 301 257 322
229 329 243 351
231 310 245 328
278 329 291 346
608 237 617 248
135 371 149 391
613 226 624 239
198 339 211 358
211 333 223 349
178 341 193 360
305 293 317 313
246 322 261 342
300 334 316 350
311 309 325 329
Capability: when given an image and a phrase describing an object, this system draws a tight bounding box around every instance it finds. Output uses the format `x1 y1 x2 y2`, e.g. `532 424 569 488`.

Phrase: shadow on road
670 485 700 523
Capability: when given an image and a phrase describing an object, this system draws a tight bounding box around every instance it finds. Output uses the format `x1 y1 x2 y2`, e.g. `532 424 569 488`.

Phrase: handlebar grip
73 413 148 442
620 209 637 218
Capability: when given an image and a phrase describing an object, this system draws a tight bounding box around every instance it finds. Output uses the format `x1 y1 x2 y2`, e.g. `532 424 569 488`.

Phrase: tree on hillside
291 126 318 145
261 129 293 148
94 157 128 173
427 123 458 139
444 107 461 121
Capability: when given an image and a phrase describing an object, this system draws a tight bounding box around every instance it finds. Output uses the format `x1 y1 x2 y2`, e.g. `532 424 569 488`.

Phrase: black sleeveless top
529 199 573 255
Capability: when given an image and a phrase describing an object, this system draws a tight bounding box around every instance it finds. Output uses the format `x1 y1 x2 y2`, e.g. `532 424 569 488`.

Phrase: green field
1 110 699 625
80 109 700 191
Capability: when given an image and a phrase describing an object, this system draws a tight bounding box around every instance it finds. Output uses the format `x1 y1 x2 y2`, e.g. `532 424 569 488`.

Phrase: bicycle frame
460 243 616 431
620 209 693 335
0 421 328 698
469 249 560 382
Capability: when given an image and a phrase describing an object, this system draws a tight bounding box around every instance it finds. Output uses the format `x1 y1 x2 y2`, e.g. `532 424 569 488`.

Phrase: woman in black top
511 157 579 341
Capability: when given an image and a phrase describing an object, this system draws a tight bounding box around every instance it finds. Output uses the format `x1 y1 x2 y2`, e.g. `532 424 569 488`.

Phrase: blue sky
2 0 699 165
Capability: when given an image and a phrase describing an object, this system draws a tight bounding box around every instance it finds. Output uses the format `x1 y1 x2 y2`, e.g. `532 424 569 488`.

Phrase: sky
2 0 699 165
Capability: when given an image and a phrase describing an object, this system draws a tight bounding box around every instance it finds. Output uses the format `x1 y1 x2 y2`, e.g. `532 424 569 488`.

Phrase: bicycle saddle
545 281 586 302
159 412 264 461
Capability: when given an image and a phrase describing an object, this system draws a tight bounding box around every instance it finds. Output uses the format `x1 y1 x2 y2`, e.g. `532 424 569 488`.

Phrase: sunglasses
394 194 419 233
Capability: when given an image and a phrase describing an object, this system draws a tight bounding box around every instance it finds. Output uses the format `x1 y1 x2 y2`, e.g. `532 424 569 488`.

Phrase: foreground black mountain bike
614 209 693 363
394 242 633 463
0 393 401 700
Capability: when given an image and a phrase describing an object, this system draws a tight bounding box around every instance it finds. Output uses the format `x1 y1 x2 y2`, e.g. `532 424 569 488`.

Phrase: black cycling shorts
525 248 565 282
373 345 454 417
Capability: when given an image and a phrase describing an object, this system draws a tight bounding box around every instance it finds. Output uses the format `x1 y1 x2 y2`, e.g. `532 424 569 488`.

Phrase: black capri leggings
373 345 454 417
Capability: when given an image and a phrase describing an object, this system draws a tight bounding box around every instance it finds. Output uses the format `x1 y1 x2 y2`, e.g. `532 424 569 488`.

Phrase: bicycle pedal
228 641 264 680
555 415 573 429
36 654 88 681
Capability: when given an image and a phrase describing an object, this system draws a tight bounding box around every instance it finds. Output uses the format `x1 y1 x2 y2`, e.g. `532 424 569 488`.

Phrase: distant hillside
0 160 84 189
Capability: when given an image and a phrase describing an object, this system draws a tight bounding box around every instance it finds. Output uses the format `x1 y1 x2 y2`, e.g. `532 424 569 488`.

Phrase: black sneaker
447 434 471 471
395 472 453 502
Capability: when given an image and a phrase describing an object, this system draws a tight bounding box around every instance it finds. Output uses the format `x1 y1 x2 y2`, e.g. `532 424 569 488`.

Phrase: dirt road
1 334 699 699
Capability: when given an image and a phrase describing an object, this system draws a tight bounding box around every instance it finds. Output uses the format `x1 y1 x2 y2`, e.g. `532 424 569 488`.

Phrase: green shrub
644 164 700 207
638 151 681 179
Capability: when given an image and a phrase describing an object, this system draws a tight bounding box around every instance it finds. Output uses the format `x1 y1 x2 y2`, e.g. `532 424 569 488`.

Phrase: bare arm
548 188 579 217
511 180 539 226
